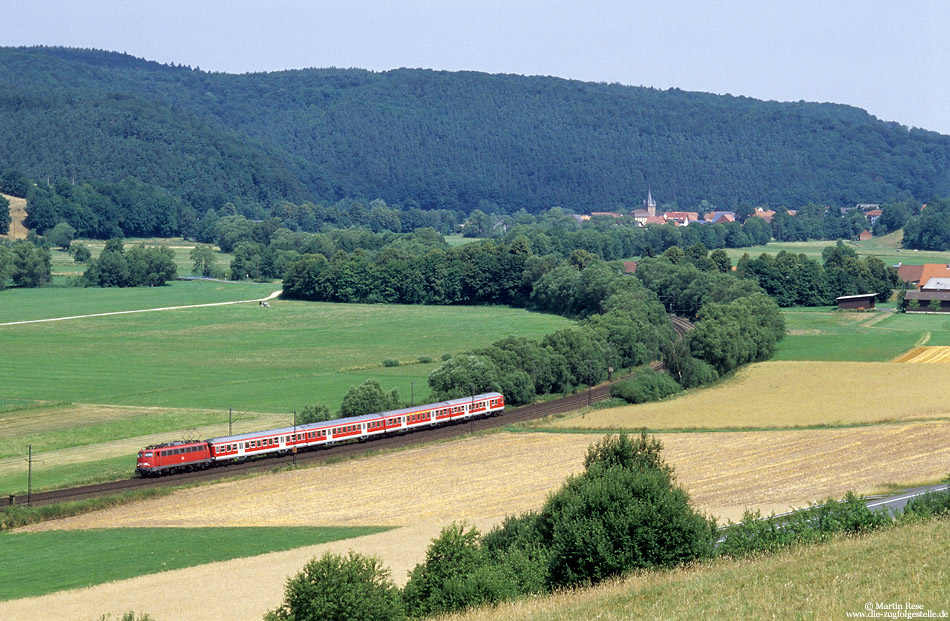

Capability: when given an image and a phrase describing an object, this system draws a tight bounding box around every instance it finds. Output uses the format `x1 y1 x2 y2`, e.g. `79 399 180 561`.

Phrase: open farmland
775 307 950 360
720 230 950 266
0 290 571 492
535 361 950 432
47 237 235 278
7 422 950 619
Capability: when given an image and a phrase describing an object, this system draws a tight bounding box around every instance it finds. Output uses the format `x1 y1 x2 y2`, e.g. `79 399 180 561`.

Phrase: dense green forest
2 46 949 216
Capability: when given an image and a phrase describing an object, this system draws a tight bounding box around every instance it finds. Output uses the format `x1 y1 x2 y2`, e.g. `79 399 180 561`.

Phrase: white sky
5 0 949 134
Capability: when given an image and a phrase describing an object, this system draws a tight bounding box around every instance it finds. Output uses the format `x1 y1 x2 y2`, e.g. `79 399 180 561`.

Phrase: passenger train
136 392 505 476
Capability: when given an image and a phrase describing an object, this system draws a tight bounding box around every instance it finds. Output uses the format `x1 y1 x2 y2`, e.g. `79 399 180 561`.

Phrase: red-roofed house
664 211 699 226
896 263 950 290
858 230 872 241
753 208 776 223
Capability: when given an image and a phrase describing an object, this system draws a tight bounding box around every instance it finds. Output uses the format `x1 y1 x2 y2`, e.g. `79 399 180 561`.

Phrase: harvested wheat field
8 422 950 620
540 361 950 431
24 422 950 530
892 346 950 363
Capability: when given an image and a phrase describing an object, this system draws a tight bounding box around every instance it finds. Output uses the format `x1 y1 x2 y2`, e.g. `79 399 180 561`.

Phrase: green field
721 231 950 266
49 237 235 277
0 280 277 323
0 526 390 601
774 308 950 361
0 286 571 493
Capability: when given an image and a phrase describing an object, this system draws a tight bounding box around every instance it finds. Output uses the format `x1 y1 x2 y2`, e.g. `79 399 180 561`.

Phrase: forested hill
2 46 950 213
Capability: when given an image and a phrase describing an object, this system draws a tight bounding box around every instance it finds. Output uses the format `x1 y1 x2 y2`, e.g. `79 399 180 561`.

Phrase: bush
901 478 950 519
718 492 891 557
417 355 433 364
265 551 403 621
441 352 452 361
298 403 332 424
539 460 716 586
610 368 682 404
403 522 515 618
382 358 400 367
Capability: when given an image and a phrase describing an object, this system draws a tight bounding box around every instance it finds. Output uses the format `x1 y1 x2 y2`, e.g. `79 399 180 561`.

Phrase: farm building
921 278 950 292
904 291 950 312
897 263 950 290
858 230 872 241
835 293 877 311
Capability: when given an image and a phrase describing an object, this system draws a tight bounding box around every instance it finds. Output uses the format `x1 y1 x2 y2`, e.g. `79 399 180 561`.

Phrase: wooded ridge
2 46 949 213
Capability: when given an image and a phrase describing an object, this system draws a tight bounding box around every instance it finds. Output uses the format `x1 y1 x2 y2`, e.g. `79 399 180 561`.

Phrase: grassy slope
447 518 950 620
0 526 391 601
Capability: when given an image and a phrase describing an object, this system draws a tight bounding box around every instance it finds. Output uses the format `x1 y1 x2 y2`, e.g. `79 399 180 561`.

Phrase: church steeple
644 189 656 217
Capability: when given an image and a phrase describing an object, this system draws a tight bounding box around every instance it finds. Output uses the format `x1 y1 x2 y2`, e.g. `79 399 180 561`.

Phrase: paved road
864 482 949 516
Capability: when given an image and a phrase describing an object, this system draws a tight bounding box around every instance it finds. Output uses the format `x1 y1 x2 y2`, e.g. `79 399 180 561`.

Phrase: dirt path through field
0 289 282 327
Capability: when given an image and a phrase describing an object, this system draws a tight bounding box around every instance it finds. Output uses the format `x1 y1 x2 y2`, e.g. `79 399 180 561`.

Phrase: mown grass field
48 237 235 277
446 518 950 621
0 526 390 601
0 288 571 493
0 279 275 323
774 307 950 361
721 230 950 266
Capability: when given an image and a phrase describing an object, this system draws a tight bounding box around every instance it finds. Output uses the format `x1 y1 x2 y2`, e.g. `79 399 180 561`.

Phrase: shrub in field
417 355 433 364
441 352 452 361
610 368 682 404
538 458 716 586
382 358 400 367
483 434 715 589
97 613 154 621
265 551 403 621
403 522 524 617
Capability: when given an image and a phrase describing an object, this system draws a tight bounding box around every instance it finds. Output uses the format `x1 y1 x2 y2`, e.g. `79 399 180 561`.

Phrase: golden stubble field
539 361 950 431
8 421 950 620
893 346 950 363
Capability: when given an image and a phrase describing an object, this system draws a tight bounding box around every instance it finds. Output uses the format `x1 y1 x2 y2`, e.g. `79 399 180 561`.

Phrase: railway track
5 316 692 509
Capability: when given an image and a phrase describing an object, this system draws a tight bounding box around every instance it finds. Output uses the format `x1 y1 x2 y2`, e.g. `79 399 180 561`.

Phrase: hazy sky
6 1 949 134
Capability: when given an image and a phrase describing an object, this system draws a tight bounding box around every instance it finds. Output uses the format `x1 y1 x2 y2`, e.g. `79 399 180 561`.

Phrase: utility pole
229 408 232 435
27 444 32 507
410 382 414 407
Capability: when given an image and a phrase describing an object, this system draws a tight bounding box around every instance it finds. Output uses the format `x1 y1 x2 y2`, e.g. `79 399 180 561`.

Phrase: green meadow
49 237 234 277
0 280 276 323
721 230 950 266
775 308 950 361
0 283 571 492
0 526 390 600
